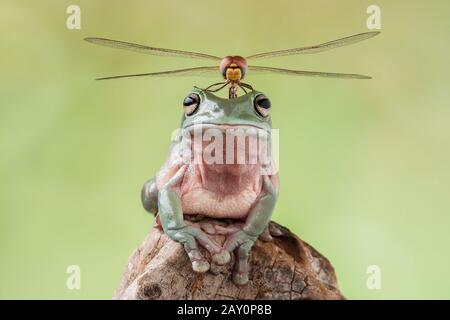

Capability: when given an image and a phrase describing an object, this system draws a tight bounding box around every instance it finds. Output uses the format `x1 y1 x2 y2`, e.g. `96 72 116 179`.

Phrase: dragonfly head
220 56 248 82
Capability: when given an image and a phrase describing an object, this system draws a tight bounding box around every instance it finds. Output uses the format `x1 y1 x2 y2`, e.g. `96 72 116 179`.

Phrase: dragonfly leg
239 82 254 92
203 81 229 93
238 83 248 94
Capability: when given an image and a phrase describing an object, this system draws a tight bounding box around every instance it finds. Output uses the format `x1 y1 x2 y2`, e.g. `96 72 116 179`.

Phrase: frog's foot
199 222 249 267
233 241 253 285
202 221 281 242
259 222 284 242
218 230 258 286
168 225 224 273
199 222 233 265
200 222 243 235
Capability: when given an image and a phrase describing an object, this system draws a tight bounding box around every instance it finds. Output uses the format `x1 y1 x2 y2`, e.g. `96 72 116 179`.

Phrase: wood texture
114 220 345 300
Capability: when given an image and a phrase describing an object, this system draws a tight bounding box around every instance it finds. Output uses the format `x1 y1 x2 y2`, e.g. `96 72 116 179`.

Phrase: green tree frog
141 88 280 285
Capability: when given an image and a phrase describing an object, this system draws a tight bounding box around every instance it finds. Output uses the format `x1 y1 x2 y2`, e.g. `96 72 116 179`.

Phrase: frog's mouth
183 122 270 134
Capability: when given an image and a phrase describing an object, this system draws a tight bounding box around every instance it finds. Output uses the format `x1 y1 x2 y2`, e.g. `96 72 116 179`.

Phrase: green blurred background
1 0 449 299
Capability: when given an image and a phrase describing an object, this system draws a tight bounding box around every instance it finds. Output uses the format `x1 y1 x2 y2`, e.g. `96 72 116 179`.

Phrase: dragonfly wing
246 31 380 59
85 37 222 61
248 66 372 79
95 66 219 80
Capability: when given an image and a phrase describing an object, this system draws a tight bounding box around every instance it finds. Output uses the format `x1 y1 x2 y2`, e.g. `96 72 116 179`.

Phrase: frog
141 87 280 285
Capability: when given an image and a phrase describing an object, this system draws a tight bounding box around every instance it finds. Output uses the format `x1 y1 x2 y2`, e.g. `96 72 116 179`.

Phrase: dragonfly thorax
220 56 248 81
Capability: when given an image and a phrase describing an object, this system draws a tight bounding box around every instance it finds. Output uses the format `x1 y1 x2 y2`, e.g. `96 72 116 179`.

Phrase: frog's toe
192 259 210 273
200 222 216 235
259 226 273 242
186 248 210 273
269 223 284 237
233 271 249 286
211 250 231 265
231 240 253 286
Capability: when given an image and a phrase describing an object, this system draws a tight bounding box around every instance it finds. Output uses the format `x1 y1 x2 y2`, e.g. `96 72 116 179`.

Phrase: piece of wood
113 220 345 300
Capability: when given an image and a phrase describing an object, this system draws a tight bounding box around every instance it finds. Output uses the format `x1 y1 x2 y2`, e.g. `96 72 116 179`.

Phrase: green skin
141 88 279 285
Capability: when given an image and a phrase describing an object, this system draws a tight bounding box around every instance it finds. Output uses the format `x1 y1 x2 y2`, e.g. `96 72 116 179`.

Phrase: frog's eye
183 93 200 116
254 94 271 118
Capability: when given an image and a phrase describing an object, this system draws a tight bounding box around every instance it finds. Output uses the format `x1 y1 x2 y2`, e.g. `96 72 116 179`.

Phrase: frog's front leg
222 175 278 285
158 165 230 273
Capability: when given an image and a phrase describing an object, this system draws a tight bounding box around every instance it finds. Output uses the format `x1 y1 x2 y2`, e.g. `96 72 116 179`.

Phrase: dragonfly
85 31 380 99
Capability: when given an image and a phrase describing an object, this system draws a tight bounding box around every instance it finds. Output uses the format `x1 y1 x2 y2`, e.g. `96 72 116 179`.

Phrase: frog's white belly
181 188 257 219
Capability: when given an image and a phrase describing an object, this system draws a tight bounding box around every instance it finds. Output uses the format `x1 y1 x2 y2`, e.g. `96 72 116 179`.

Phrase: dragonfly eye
183 93 200 116
254 94 271 117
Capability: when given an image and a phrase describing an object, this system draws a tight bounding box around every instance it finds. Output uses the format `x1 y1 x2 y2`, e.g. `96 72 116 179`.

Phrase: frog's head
180 87 272 133
178 88 274 172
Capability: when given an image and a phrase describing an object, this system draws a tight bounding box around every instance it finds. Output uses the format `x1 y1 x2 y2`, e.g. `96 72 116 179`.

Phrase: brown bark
113 220 345 300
